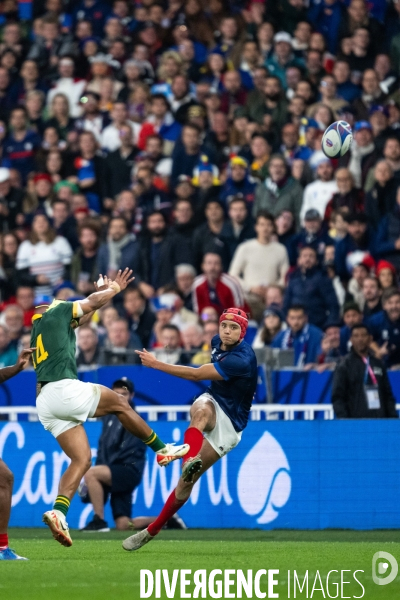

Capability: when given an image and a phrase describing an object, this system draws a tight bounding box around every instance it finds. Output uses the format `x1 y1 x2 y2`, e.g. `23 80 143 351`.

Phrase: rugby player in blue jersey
123 308 258 552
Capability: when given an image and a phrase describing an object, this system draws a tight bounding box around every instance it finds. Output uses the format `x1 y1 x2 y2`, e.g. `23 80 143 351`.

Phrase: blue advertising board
1 420 400 530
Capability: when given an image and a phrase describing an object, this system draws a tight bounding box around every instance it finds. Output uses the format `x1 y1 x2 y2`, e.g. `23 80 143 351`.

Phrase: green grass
2 529 400 600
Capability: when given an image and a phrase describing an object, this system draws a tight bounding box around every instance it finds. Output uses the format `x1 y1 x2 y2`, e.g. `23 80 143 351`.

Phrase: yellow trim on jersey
32 314 43 323
72 301 80 319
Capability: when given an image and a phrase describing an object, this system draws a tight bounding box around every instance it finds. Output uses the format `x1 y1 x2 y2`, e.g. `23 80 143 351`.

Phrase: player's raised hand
17 348 36 371
113 268 135 292
94 274 110 292
135 348 157 368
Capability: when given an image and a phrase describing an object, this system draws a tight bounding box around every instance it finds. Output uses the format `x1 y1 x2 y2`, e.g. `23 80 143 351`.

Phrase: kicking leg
43 425 92 547
122 439 220 551
94 386 189 465
181 398 216 482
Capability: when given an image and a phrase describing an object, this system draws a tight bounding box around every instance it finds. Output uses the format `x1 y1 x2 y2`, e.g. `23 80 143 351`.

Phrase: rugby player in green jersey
31 268 189 547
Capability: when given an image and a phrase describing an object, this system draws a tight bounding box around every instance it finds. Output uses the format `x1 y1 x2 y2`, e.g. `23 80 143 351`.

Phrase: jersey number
36 334 49 364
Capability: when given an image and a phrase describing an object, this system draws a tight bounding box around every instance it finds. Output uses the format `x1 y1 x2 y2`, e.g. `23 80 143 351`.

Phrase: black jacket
133 234 185 289
104 147 137 198
220 218 255 263
332 350 398 419
95 404 146 481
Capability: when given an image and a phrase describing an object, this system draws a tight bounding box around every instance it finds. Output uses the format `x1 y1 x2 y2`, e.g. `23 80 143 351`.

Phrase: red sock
182 427 203 464
0 533 8 549
148 490 187 537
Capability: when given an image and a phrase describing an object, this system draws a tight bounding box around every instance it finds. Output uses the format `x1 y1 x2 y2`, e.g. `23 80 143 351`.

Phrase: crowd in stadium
1 0 400 370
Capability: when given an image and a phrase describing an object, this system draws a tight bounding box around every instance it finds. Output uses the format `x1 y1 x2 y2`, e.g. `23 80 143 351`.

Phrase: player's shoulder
230 339 256 364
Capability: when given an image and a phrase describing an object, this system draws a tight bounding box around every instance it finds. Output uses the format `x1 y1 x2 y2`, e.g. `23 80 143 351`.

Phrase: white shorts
193 393 242 457
36 379 101 439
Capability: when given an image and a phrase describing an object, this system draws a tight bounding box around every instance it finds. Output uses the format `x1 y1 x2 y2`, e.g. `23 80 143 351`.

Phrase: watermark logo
372 551 398 586
237 432 291 524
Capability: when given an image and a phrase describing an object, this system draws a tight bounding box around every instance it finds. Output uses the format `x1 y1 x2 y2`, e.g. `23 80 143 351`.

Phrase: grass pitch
2 529 400 600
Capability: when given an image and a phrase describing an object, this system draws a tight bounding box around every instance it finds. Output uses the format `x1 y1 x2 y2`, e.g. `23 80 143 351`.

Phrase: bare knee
71 452 92 473
0 464 13 491
112 396 130 415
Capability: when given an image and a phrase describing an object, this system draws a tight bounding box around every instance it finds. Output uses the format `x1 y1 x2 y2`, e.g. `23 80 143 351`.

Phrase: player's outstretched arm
0 348 35 383
77 269 135 315
135 349 224 381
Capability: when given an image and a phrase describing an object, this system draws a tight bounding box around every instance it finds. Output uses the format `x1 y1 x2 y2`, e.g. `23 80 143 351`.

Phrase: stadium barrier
2 367 400 412
2 420 400 531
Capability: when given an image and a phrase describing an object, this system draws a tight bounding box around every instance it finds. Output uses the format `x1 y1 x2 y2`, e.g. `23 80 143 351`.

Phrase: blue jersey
207 335 258 432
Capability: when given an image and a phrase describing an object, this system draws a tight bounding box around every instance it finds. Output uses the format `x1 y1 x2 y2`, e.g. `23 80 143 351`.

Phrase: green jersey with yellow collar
30 300 81 382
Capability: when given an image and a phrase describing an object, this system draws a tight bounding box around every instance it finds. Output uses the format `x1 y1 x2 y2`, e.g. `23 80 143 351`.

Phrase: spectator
229 211 289 317
283 246 340 329
376 259 397 289
15 286 35 328
0 167 24 228
99 317 141 366
52 199 79 250
368 287 400 368
101 101 140 152
220 197 255 262
332 60 361 103
175 264 196 312
220 156 256 207
134 211 184 298
265 284 285 309
180 322 203 354
70 221 100 295
192 252 246 317
271 304 323 367
16 213 72 296
252 154 303 228
113 190 144 236
71 130 107 214
289 209 334 266
332 324 398 418
98 216 137 281
275 209 296 249
364 160 397 228
250 76 289 132
76 325 100 367
0 232 20 301
340 121 378 189
191 158 222 208
191 319 220 365
315 323 343 370
339 301 364 356
122 286 156 349
132 164 171 219
252 304 286 349
80 377 147 531
362 275 383 318
375 185 400 271
192 199 230 272
347 259 372 309
352 69 386 121
300 158 338 221
1 305 24 346
46 58 86 118
151 323 187 365
0 324 17 368
324 168 364 223
335 213 374 281
3 107 41 183
104 124 137 200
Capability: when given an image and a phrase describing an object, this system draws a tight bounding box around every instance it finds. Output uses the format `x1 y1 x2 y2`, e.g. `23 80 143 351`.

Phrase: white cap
274 32 293 45
0 167 10 183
